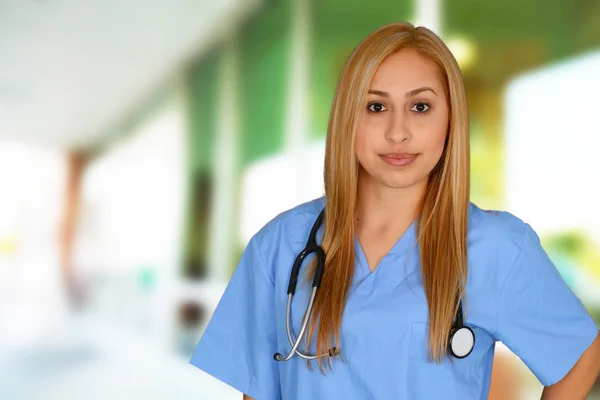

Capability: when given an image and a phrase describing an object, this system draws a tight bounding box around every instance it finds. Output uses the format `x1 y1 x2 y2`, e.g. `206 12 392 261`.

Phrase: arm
189 234 281 399
243 395 255 400
488 349 520 400
541 329 600 400
492 223 599 394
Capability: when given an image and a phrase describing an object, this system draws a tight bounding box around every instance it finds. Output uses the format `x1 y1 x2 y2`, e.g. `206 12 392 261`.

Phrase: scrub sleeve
189 234 281 399
492 223 599 386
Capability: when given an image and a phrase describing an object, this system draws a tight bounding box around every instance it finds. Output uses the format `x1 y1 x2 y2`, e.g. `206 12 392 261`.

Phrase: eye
411 102 431 114
367 102 387 113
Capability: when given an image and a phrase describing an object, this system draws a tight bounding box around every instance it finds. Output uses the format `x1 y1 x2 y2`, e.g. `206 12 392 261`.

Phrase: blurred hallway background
0 0 598 399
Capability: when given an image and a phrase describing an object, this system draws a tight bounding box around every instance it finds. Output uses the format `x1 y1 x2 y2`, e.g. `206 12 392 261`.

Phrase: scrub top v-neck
190 196 599 400
352 220 417 307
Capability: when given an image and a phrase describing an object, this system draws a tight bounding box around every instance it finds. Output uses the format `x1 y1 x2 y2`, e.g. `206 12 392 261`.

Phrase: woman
190 22 600 399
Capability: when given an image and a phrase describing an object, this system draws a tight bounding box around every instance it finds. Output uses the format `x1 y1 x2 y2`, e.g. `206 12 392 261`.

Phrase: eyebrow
368 87 438 98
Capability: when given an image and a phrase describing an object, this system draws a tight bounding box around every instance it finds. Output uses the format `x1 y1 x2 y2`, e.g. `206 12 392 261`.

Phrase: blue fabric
190 196 598 399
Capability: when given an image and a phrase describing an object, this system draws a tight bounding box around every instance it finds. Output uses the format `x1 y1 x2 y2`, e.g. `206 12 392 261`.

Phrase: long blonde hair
306 21 470 372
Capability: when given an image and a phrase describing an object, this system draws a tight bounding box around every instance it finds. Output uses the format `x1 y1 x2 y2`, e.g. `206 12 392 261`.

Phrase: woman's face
355 48 449 190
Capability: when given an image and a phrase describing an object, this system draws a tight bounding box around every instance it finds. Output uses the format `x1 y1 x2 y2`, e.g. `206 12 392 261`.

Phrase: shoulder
469 203 547 282
468 201 527 241
467 201 535 277
250 196 325 271
254 196 325 242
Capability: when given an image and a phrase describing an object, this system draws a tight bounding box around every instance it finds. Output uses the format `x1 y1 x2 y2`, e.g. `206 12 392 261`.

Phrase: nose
385 112 411 144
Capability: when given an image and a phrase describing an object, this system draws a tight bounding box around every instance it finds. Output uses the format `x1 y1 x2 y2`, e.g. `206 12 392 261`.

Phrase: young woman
190 22 600 399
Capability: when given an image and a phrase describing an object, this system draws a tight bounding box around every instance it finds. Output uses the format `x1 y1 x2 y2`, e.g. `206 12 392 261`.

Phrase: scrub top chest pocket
409 321 495 399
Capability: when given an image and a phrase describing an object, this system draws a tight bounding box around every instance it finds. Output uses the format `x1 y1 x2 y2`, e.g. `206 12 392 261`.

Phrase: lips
380 153 417 159
380 153 418 167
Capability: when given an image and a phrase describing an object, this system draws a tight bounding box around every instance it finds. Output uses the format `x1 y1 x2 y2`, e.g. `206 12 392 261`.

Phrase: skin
242 48 600 399
353 48 449 270
540 330 600 399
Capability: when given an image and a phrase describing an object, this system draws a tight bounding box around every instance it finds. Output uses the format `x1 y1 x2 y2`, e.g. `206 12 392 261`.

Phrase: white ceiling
0 0 261 150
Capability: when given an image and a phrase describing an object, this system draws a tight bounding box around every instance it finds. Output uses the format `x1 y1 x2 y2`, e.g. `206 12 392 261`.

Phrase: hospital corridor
0 0 599 399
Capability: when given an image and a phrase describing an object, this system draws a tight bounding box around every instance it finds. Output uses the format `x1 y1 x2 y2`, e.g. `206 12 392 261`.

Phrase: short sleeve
189 235 281 399
493 223 599 386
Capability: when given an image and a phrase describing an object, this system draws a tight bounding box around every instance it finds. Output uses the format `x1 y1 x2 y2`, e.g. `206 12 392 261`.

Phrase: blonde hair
306 21 470 372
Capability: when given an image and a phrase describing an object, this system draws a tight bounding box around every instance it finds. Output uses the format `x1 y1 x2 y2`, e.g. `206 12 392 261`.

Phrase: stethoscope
273 207 475 362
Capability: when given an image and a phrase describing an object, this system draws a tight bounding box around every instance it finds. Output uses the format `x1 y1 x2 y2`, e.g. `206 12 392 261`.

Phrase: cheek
431 129 447 154
405 115 446 168
421 122 448 163
354 125 372 159
423 111 448 147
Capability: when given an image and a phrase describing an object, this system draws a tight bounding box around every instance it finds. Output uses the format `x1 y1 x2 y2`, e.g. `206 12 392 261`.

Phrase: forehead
370 48 444 92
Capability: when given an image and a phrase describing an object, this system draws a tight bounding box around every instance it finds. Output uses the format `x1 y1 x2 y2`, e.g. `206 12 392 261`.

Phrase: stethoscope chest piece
449 326 475 359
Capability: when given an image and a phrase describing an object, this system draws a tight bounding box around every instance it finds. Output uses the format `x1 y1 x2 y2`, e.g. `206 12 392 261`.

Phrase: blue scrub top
190 196 598 399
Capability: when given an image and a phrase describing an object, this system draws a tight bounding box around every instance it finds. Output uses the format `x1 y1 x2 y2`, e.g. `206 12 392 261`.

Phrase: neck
355 168 426 234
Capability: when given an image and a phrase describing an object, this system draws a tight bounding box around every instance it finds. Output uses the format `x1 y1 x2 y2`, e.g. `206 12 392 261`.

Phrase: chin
376 174 420 189
383 179 418 190
358 163 428 190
